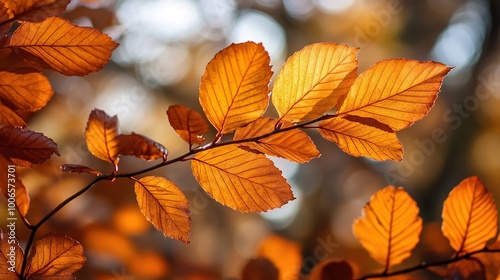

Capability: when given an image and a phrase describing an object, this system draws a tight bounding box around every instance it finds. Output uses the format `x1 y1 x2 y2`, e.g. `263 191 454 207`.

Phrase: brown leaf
0 126 59 167
25 233 85 279
84 109 120 168
117 133 167 161
0 69 53 111
7 17 118 76
134 176 191 243
191 145 294 212
7 0 69 22
0 156 30 217
166 104 209 145
242 258 279 280
60 164 102 176
234 117 320 163
0 3 14 24
0 228 23 279
447 258 486 280
0 104 25 127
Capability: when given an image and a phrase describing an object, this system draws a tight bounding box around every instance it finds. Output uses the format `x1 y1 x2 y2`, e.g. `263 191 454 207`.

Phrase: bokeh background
3 0 500 279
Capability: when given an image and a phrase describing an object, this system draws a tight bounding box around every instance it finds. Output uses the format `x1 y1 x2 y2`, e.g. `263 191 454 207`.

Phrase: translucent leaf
7 17 118 76
191 145 294 212
257 235 302 280
60 164 102 176
0 126 59 167
7 0 69 22
199 41 272 134
242 258 279 280
25 233 85 279
0 69 53 111
167 104 209 145
353 186 422 269
272 43 358 122
84 109 120 168
134 176 191 243
307 260 354 280
0 229 23 279
0 104 25 127
337 59 452 130
0 157 30 217
318 116 402 161
234 117 320 163
117 133 167 161
442 176 498 253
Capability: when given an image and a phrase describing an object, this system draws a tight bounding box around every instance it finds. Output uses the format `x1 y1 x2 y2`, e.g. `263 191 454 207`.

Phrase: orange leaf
166 104 209 145
0 228 23 279
0 157 30 217
7 17 118 76
117 133 167 161
272 43 358 122
337 59 452 131
7 0 69 22
0 69 53 111
0 104 25 127
242 258 279 280
191 145 294 212
233 117 320 163
318 116 403 161
60 164 102 176
134 176 191 243
84 109 120 168
442 176 498 253
0 126 58 167
447 259 485 280
257 235 302 280
25 233 85 279
307 260 354 280
0 3 13 24
199 42 272 134
353 186 422 269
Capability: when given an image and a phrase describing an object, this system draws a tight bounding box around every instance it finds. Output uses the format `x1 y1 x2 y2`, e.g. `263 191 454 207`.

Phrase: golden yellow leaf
234 117 320 163
0 156 30 217
337 59 452 131
84 109 120 168
134 176 191 243
318 116 402 161
199 41 272 134
191 145 294 212
307 260 354 280
353 186 422 269
0 69 53 112
442 176 498 253
7 17 118 76
257 235 302 280
167 104 209 145
272 43 358 122
25 233 85 279
242 258 279 280
0 229 23 279
7 0 69 22
117 133 167 161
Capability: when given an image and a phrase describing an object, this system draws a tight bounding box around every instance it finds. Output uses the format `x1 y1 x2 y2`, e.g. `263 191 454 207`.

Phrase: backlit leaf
7 0 69 22
0 104 25 127
0 157 30 217
257 235 302 280
353 186 422 269
0 126 58 167
199 41 272 133
25 233 85 279
7 17 118 76
0 69 53 111
337 59 451 130
117 133 167 161
442 176 498 253
234 117 320 163
242 258 279 280
191 145 294 212
272 43 358 122
0 229 23 279
84 109 120 168
318 116 403 161
134 176 191 243
307 260 354 280
167 104 209 145
60 164 102 176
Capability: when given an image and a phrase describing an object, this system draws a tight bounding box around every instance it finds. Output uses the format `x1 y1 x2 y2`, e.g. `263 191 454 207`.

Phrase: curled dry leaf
117 133 167 161
84 109 120 168
199 41 272 134
167 104 209 145
60 164 102 176
0 126 59 167
191 145 294 213
442 176 498 253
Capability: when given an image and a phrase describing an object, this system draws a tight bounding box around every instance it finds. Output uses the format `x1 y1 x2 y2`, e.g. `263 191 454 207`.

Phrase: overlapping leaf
134 176 191 243
167 105 209 145
0 126 58 167
353 186 422 269
84 109 120 168
234 117 320 163
272 43 358 122
318 116 402 161
0 229 23 279
442 176 498 253
117 133 167 161
191 145 294 212
7 17 118 76
199 41 272 134
0 156 30 216
337 59 451 131
0 69 53 111
4 0 69 22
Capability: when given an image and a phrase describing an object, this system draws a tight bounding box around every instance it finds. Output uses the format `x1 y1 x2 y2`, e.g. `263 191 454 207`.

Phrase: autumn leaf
117 133 167 161
337 59 452 131
234 117 320 163
191 145 294 212
272 43 358 122
353 186 422 269
24 233 85 279
7 17 118 76
0 3 13 24
0 229 23 279
307 260 354 280
134 176 191 243
199 41 272 134
0 126 58 166
447 259 485 280
442 176 498 253
85 109 120 168
0 157 30 217
257 235 302 280
60 164 102 176
318 115 403 161
6 0 69 22
242 258 279 280
0 104 25 127
0 69 53 111
167 104 209 145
